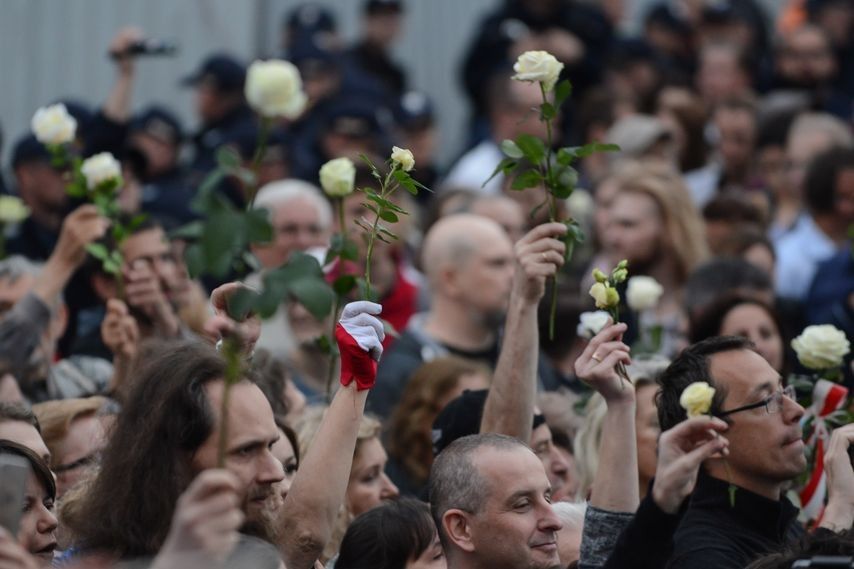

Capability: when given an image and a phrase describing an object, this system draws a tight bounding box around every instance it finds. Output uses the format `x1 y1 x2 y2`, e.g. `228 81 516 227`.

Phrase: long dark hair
336 498 438 569
67 340 229 558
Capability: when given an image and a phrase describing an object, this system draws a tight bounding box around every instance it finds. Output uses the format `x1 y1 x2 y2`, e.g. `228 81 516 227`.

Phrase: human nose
781 390 805 423
551 448 569 477
37 504 58 535
259 451 285 484
380 473 399 500
539 503 563 532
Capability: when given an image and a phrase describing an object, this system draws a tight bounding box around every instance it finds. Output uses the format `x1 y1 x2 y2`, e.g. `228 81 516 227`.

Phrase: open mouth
34 542 56 560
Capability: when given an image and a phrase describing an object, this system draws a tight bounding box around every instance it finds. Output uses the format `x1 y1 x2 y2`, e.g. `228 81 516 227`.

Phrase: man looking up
656 336 810 568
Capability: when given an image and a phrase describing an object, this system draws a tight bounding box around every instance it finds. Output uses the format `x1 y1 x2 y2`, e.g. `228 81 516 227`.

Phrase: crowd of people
0 0 853 567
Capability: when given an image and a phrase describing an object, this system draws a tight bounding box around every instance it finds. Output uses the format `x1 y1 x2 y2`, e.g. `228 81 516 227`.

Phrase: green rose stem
364 167 397 302
217 117 271 467
246 118 272 208
324 198 349 402
216 337 244 468
538 83 562 342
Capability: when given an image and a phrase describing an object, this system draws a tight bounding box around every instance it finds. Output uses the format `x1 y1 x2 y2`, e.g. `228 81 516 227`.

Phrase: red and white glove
336 301 385 391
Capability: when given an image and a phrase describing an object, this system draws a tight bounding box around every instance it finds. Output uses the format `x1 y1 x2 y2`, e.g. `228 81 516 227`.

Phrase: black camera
110 39 177 60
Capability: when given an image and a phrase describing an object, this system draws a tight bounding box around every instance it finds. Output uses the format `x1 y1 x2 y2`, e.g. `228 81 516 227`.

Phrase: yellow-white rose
577 310 610 339
245 60 307 119
319 157 356 198
391 146 415 172
512 50 564 92
791 325 850 370
589 282 619 310
626 276 664 312
680 381 716 418
81 152 122 191
31 103 77 145
0 196 29 224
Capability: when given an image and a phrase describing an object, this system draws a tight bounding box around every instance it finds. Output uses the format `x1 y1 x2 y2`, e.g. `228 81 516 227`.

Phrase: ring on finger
541 252 548 262
592 352 602 362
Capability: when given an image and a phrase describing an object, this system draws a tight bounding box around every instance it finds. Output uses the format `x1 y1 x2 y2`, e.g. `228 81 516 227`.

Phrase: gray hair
429 433 528 546
788 113 854 149
552 501 587 532
0 255 42 284
253 179 332 229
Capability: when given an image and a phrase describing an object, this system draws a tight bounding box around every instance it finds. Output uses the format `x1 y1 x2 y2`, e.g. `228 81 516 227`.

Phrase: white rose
680 381 716 418
791 325 851 370
512 50 564 92
319 157 356 198
31 103 77 145
626 276 664 312
245 60 307 119
0 196 29 224
577 311 610 339
391 146 415 172
81 152 123 191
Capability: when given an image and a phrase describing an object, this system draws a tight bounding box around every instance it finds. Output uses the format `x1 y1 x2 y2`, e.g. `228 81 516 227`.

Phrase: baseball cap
181 53 246 93
364 0 403 15
396 91 434 131
322 96 388 139
605 114 672 158
11 135 51 169
286 3 336 35
129 106 184 146
431 389 546 456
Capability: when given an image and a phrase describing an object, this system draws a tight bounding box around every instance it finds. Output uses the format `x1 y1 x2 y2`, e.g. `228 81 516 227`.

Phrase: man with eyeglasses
654 335 852 569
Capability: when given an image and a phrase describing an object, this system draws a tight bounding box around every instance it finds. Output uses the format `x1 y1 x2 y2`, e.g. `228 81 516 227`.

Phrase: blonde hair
293 405 382 562
572 356 670 499
614 162 709 285
32 396 107 469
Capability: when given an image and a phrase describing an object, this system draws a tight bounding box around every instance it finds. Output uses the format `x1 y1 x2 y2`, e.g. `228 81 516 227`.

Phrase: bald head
421 214 512 285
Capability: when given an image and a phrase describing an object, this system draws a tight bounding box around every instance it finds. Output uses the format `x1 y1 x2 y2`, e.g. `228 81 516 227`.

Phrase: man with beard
66 299 386 568
370 214 562 418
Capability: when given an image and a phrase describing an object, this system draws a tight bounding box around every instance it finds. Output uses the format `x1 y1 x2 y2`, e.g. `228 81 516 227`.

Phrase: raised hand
205 282 262 358
512 222 567 303
574 321 632 404
652 416 729 514
336 301 384 390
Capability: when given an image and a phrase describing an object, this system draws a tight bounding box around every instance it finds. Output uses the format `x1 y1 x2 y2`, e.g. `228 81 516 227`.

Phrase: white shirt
774 214 838 300
442 140 504 194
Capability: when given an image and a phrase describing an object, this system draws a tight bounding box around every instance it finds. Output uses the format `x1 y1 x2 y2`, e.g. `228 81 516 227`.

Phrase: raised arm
480 222 566 441
277 301 385 569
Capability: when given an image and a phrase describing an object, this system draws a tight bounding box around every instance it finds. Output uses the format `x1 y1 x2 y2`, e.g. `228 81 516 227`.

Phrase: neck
705 460 783 502
422 298 496 352
813 213 847 244
29 207 63 233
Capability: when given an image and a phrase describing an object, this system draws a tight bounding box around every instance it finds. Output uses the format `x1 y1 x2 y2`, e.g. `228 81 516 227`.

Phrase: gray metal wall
0 0 498 173
0 0 783 174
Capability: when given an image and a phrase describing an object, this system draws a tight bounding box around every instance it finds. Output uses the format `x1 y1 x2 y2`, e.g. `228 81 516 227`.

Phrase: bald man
368 214 561 419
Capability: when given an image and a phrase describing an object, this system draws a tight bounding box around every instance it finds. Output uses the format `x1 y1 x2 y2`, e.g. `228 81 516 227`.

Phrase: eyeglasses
718 385 797 418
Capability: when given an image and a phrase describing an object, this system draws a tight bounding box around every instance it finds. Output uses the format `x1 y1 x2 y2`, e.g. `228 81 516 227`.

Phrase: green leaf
511 169 543 191
569 142 621 159
216 146 242 170
516 134 547 164
333 274 357 296
554 79 572 108
201 212 244 277
556 147 576 166
289 278 335 320
226 287 259 321
86 243 110 261
551 166 578 199
171 221 204 241
483 157 517 188
540 102 556 122
500 139 524 159
379 210 399 223
393 170 418 196
245 208 273 244
184 244 205 277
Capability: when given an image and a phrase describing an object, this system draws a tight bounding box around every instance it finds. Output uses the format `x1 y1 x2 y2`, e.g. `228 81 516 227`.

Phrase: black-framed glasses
718 385 796 418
